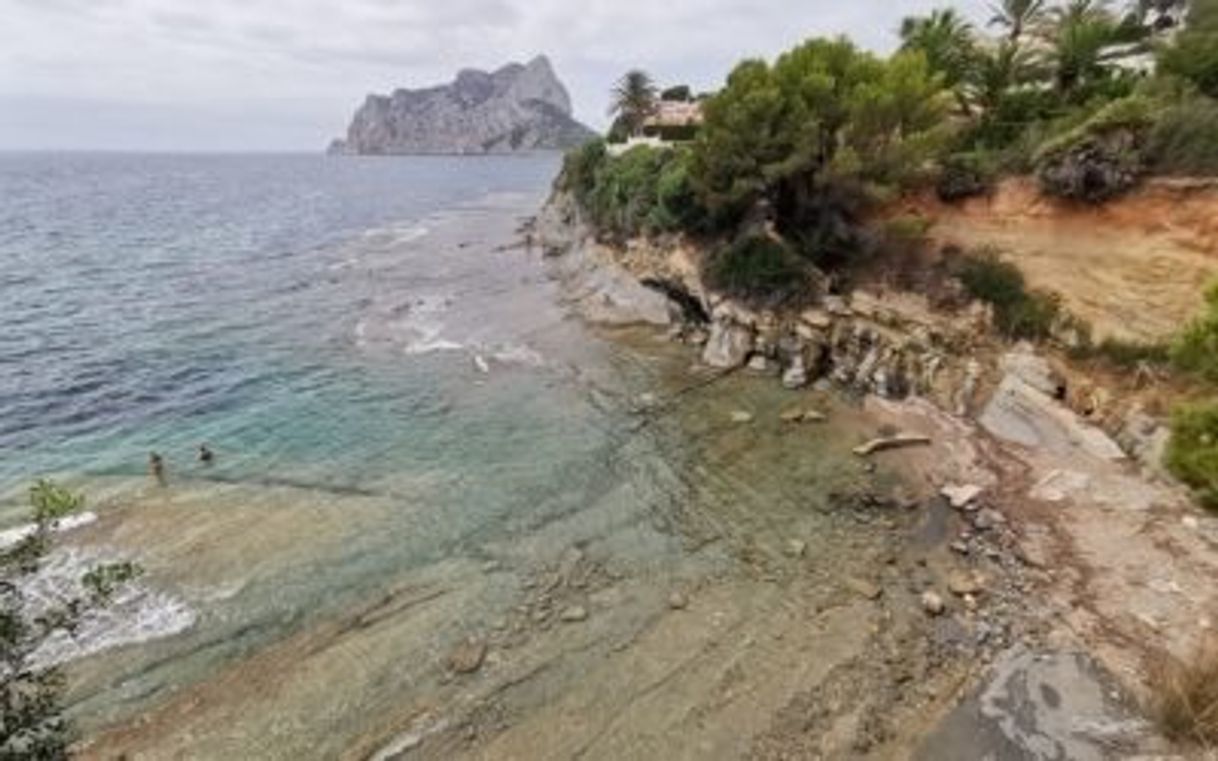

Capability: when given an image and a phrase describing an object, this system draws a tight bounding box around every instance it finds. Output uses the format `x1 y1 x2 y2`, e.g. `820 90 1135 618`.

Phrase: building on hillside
608 98 705 156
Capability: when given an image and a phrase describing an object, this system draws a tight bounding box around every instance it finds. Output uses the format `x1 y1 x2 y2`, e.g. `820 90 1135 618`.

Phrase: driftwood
852 434 932 457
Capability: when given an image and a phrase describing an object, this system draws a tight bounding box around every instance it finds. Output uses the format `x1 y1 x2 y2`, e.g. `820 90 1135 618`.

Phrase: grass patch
1172 282 1218 384
1148 636 1218 746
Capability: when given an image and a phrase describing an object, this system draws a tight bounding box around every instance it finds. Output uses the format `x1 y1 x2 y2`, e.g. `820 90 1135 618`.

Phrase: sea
0 152 891 759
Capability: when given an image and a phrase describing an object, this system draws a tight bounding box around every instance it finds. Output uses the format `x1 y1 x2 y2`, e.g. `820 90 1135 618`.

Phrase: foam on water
21 546 196 669
0 511 98 549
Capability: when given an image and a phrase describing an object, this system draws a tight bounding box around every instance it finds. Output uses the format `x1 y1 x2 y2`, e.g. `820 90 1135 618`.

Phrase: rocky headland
531 180 1218 759
329 56 596 156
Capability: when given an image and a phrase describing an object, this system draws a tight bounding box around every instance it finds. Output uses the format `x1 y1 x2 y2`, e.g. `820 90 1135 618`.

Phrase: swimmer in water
198 443 215 465
149 452 166 486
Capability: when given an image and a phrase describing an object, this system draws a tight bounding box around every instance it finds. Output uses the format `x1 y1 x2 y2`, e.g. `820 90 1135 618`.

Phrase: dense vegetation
565 0 1218 244
1 482 139 759
561 0 1218 506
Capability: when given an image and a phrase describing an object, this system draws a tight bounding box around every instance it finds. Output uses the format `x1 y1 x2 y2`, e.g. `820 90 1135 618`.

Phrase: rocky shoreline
533 188 1216 759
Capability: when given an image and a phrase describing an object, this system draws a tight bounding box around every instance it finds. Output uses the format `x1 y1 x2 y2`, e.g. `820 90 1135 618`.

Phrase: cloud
0 0 984 149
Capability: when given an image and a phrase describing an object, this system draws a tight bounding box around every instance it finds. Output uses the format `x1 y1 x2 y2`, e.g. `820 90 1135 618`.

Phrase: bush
936 151 997 202
1166 401 1218 509
1158 31 1218 99
559 142 707 239
957 252 1061 340
704 235 816 307
1034 96 1155 202
1146 96 1218 176
560 139 608 205
1172 282 1218 382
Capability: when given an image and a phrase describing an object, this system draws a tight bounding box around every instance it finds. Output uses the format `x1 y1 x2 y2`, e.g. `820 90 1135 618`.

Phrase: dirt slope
906 177 1218 344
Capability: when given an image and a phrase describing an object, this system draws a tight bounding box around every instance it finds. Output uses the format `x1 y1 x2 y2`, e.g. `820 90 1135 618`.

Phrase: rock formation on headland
329 56 597 155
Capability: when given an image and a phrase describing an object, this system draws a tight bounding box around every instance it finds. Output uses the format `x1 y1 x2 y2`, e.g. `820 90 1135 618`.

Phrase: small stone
950 541 970 556
942 484 984 510
846 577 883 601
730 411 754 424
1183 515 1200 530
785 539 808 558
447 639 487 674
947 570 986 597
747 355 770 372
921 591 946 616
780 408 807 423
560 605 589 623
668 591 689 610
973 508 1005 531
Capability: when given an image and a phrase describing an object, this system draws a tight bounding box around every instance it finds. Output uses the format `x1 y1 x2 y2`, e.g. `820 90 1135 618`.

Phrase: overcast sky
0 0 986 151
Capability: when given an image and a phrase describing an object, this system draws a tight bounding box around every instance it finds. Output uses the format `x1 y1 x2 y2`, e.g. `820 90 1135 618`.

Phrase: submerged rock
560 605 589 623
447 639 487 674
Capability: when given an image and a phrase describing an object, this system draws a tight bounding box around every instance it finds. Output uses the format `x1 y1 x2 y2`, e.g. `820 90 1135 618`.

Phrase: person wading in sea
149 452 166 487
198 443 215 465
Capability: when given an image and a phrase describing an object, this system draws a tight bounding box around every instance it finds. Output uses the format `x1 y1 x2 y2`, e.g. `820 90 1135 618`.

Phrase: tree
988 0 1048 40
899 8 979 111
608 70 659 138
1038 0 1138 97
690 38 949 238
971 40 1045 112
1157 0 1218 97
1 482 140 759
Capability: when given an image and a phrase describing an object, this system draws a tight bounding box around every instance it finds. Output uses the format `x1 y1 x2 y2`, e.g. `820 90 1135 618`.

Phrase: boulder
701 319 754 369
979 374 1126 462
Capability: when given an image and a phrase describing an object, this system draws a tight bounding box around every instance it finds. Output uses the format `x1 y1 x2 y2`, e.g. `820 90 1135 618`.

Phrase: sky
0 0 987 152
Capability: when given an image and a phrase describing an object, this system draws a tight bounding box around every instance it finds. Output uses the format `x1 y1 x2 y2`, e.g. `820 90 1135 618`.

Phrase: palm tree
899 9 979 112
969 40 1043 112
988 0 1047 41
1038 0 1136 95
609 70 659 138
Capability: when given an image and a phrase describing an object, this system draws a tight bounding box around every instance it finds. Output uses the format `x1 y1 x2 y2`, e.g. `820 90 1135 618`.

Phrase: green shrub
1158 31 1218 100
560 139 608 205
1146 96 1218 176
704 235 815 307
1172 282 1218 382
936 151 997 201
957 252 1061 340
1167 401 1218 509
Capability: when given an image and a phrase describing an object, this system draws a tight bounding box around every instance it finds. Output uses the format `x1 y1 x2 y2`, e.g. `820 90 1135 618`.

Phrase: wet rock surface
916 650 1158 761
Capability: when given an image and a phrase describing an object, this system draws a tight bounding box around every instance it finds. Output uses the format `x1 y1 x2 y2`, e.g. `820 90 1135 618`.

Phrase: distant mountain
329 56 597 155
